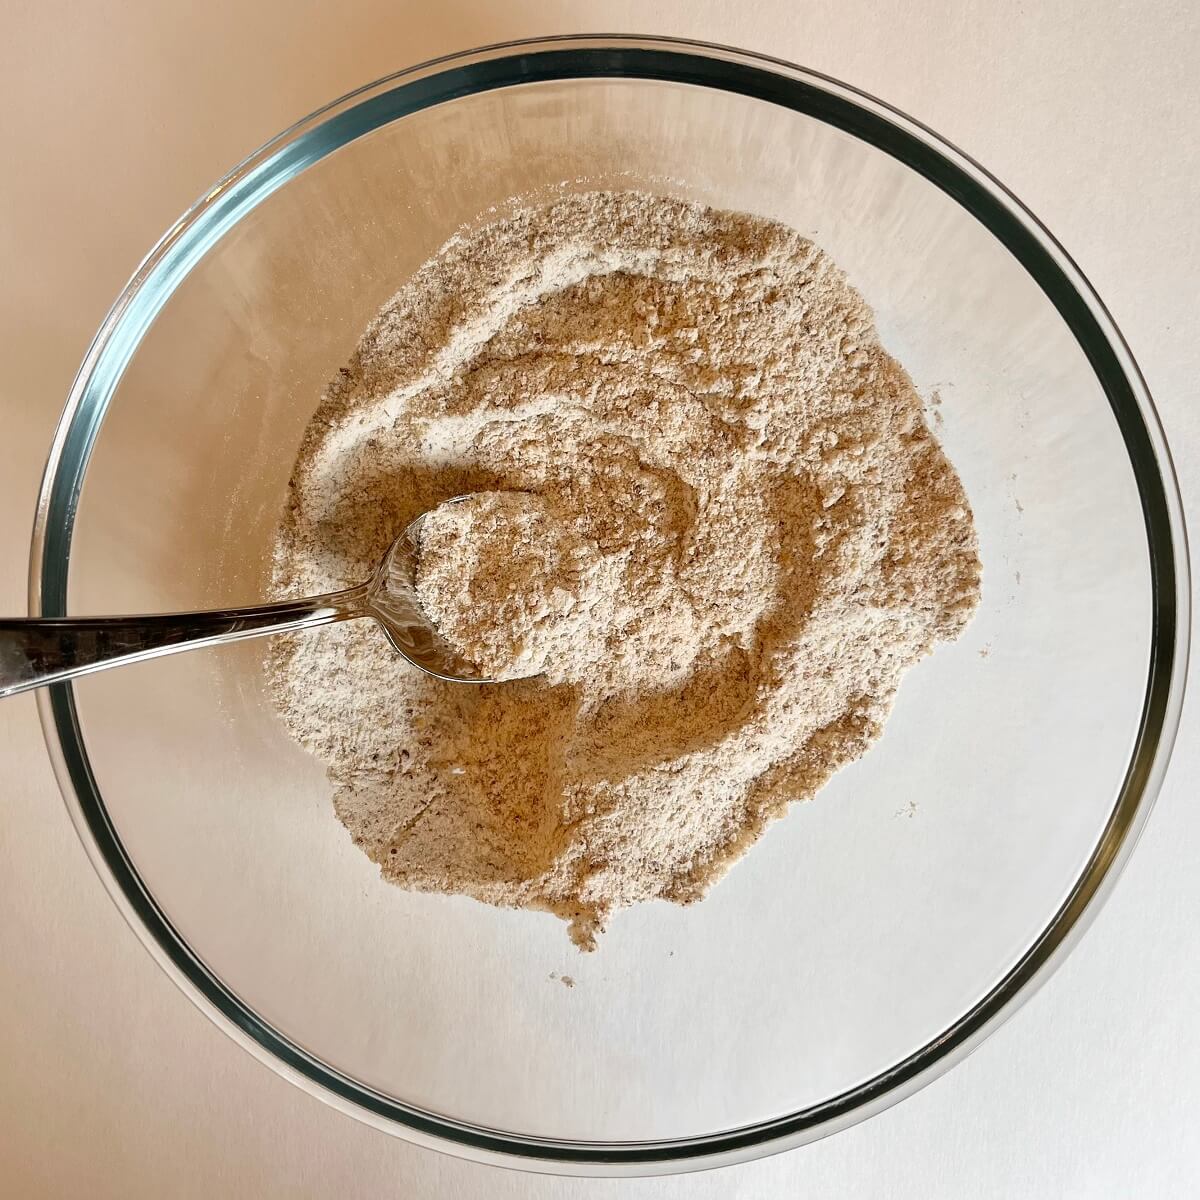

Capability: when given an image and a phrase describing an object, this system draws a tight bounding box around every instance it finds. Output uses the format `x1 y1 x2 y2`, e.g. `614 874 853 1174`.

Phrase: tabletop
2 2 1197 1196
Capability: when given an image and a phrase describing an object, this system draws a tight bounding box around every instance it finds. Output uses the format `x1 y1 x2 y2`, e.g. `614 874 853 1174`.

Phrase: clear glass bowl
31 36 1189 1175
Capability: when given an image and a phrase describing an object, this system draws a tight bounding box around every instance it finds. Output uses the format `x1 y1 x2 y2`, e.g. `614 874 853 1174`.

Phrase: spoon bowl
368 497 497 683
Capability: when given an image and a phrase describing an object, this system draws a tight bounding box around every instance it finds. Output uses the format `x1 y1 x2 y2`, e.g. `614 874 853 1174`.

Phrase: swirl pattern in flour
269 191 981 949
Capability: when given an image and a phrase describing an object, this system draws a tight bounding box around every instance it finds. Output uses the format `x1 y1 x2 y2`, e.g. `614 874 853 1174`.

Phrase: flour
415 491 614 683
269 191 981 950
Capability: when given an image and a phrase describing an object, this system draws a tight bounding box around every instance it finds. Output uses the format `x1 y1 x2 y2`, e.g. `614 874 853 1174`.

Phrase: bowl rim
28 33 1191 1177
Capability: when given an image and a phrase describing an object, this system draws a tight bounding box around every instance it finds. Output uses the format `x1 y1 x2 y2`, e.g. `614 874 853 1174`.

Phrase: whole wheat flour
414 491 614 683
269 191 981 950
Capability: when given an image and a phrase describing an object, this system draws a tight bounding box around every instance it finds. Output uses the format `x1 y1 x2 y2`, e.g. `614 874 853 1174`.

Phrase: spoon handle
0 583 371 700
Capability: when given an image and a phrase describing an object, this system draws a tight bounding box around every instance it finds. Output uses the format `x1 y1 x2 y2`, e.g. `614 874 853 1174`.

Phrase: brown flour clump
269 190 981 950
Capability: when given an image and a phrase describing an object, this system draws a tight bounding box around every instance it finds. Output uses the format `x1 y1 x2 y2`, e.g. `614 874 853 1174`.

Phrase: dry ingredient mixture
269 191 981 950
414 491 612 683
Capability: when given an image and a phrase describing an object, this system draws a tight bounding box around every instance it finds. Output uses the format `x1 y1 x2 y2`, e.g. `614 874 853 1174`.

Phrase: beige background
2 1 1198 1196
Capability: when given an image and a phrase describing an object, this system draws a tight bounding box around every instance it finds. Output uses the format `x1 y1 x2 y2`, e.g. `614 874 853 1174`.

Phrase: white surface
1 1 1197 1195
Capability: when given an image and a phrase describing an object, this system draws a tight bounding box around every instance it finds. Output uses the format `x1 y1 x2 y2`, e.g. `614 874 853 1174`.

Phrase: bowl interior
57 67 1153 1146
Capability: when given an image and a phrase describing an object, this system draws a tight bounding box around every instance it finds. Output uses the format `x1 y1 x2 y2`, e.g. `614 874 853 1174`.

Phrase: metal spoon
0 497 497 700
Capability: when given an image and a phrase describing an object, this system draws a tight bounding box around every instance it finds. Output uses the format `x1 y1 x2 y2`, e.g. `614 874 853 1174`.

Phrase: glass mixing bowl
31 35 1189 1175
